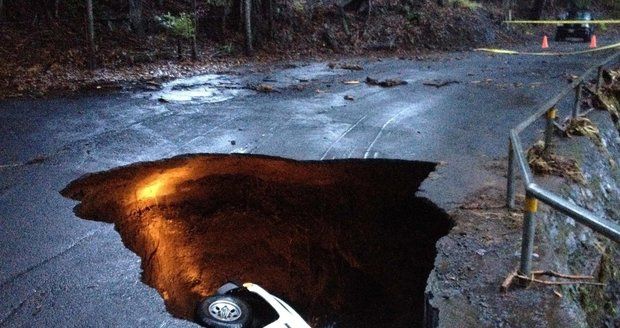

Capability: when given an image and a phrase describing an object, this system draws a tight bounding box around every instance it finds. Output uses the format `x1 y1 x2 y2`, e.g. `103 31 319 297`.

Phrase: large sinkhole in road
61 154 453 327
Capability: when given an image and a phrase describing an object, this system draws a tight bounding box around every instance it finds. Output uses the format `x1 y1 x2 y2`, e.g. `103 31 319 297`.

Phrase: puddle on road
150 63 344 104
153 74 253 103
61 154 453 327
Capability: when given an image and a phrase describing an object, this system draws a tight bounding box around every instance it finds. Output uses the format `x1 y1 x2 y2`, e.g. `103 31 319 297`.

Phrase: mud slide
61 154 453 327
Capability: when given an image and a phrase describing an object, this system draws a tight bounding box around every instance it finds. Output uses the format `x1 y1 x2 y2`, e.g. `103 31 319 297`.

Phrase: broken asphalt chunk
365 77 407 87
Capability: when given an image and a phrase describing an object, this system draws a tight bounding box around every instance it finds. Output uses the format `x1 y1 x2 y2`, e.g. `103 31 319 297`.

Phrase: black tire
196 295 252 328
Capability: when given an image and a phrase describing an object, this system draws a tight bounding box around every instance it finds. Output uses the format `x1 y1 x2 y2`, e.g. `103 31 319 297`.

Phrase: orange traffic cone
541 35 549 49
589 35 597 48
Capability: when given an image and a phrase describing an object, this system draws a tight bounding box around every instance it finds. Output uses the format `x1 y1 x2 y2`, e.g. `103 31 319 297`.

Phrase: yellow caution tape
525 197 539 213
475 41 620 56
504 19 620 24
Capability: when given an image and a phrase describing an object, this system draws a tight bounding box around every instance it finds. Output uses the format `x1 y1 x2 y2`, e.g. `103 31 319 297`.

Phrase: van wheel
197 295 252 328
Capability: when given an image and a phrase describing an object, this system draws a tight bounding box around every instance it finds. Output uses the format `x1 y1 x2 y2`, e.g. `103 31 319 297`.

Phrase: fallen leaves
527 141 584 184
564 117 602 146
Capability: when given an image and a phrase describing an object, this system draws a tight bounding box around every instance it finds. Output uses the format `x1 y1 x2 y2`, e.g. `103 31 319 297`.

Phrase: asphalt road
0 38 617 327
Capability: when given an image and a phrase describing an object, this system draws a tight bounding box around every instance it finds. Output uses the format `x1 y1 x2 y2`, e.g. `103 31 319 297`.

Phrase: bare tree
191 0 199 60
244 0 253 55
86 0 96 69
128 0 143 35
267 0 274 37
531 0 546 19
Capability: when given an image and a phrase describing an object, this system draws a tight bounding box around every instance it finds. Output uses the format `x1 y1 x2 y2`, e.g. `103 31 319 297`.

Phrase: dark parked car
555 10 594 42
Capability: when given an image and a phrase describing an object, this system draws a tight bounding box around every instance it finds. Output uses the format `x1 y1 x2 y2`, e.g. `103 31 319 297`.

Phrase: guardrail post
572 83 583 118
596 66 604 94
507 139 516 209
543 107 556 154
518 193 538 276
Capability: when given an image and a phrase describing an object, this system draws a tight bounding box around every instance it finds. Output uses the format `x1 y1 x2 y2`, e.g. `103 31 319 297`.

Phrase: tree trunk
222 4 230 37
267 0 274 38
128 0 143 36
244 0 253 55
531 0 546 19
191 0 198 60
177 38 183 60
86 0 96 69
338 5 350 36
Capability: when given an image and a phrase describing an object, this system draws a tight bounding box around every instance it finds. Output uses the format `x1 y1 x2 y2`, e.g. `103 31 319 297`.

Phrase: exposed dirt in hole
61 154 453 327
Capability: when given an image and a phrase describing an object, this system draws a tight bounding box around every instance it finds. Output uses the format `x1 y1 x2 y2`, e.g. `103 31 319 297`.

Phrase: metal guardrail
506 51 620 276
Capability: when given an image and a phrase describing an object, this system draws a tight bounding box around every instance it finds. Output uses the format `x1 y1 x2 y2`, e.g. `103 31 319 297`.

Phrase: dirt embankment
61 155 453 328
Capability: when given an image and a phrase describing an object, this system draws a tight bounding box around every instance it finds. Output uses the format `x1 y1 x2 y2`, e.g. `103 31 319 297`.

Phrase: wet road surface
0 41 616 327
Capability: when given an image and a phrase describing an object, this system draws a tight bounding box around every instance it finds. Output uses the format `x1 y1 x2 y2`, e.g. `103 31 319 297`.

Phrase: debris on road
344 95 354 101
567 74 579 83
501 269 601 293
515 273 604 286
529 82 542 88
365 77 407 87
422 79 460 88
470 78 493 85
250 83 279 93
328 63 363 70
26 155 47 165
500 269 518 293
143 81 162 91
